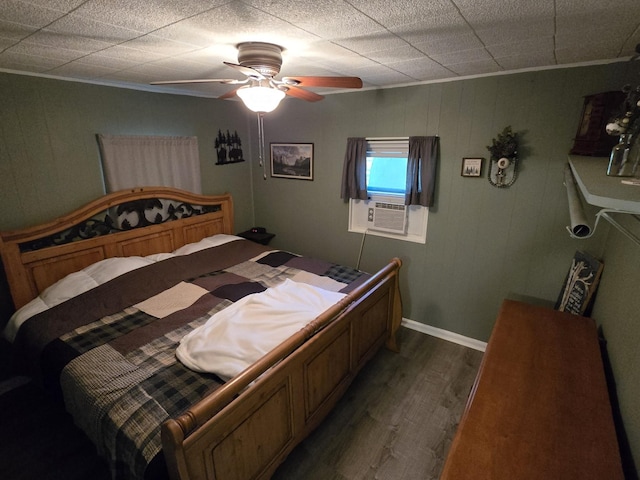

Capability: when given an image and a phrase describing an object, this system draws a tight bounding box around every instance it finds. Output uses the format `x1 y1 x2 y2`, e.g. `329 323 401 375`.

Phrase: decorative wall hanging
461 157 483 177
215 129 244 165
270 143 314 180
486 126 519 188
604 81 640 177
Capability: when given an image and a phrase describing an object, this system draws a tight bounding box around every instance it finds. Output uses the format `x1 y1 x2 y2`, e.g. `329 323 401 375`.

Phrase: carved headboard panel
0 187 234 310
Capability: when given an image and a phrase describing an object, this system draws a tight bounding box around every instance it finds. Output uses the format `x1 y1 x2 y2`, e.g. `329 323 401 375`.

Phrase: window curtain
97 134 201 193
405 136 439 207
340 137 368 200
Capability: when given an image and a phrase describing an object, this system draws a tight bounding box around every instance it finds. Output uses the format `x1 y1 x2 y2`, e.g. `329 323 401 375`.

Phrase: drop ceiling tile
24 29 112 54
94 44 166 64
0 37 16 50
0 19 37 41
147 57 227 80
14 0 85 10
361 70 417 87
347 0 459 29
0 0 66 28
391 15 471 46
288 41 379 72
555 0 640 16
474 17 554 46
0 0 637 97
47 61 119 78
488 37 555 58
413 31 484 56
446 58 502 76
496 53 558 71
119 34 200 56
333 32 409 55
102 63 183 84
555 45 622 64
556 12 638 39
0 50 67 70
387 57 456 81
430 47 492 67
243 0 384 39
6 41 85 62
69 0 227 33
365 45 428 65
45 14 143 45
454 0 556 24
75 51 141 70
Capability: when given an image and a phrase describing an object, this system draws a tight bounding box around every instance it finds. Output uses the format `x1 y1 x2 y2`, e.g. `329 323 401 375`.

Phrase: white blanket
176 279 346 380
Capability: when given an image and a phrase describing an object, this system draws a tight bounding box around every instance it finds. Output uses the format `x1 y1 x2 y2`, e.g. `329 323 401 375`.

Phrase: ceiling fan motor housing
237 42 283 77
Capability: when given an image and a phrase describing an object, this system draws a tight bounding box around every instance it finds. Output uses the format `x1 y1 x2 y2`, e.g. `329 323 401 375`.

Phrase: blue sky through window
366 157 407 194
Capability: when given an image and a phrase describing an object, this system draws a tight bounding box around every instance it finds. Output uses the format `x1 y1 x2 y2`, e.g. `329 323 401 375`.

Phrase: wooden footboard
162 257 402 480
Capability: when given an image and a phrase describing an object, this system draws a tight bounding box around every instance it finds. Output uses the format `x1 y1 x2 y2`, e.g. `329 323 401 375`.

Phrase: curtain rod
364 136 439 140
365 137 408 140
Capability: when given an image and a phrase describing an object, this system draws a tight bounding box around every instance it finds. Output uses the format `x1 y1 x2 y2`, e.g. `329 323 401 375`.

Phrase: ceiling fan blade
223 62 265 79
284 85 324 102
281 76 363 89
218 87 241 100
150 78 246 85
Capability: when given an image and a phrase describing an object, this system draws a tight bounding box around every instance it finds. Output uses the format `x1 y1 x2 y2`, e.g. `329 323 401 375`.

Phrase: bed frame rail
162 258 402 480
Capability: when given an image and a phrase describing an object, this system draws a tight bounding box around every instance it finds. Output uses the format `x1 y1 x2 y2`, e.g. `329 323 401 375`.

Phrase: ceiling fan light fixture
237 85 285 113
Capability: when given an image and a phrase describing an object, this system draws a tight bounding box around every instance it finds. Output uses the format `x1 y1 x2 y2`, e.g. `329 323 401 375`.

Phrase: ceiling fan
151 42 363 112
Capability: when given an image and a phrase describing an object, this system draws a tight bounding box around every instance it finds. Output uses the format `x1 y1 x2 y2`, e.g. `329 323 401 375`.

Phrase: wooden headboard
0 187 234 310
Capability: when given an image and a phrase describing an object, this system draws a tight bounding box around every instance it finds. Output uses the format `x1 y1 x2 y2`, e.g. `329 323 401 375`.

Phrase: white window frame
348 138 429 244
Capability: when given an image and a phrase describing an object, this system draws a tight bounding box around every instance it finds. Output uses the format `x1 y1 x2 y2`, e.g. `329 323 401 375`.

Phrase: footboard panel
162 258 401 480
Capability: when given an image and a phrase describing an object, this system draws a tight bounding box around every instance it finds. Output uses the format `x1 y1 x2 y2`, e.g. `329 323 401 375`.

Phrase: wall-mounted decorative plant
486 126 519 187
215 129 245 165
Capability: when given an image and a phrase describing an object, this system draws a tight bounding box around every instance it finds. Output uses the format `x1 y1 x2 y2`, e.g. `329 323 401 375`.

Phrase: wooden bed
0 187 402 480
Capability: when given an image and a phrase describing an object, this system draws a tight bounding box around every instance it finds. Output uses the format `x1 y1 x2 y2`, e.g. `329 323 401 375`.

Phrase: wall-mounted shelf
567 155 640 246
568 156 640 213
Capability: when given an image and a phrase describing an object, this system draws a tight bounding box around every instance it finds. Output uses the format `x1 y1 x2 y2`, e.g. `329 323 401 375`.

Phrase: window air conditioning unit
371 201 408 234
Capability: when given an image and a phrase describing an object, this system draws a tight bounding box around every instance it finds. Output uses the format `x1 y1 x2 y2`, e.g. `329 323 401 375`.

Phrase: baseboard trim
402 318 487 352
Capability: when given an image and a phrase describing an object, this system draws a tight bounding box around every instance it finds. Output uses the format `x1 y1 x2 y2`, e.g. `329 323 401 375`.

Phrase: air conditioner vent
372 202 407 234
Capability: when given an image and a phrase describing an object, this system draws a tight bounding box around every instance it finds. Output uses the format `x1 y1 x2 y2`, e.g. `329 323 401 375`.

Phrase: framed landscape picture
270 143 314 180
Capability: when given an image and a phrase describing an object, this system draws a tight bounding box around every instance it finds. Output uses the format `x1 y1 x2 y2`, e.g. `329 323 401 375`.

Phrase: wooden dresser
440 299 623 479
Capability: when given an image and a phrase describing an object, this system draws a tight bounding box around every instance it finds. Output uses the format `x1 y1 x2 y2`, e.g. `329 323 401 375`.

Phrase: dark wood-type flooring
0 327 483 480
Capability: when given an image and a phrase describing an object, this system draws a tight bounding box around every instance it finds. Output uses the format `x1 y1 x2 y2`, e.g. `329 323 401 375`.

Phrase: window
97 134 201 194
366 139 409 195
349 138 428 244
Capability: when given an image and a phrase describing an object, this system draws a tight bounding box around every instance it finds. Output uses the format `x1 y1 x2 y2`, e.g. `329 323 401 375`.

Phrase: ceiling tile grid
0 0 637 99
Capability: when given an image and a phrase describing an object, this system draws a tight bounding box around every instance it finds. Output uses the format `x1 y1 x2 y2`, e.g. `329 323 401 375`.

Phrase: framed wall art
461 157 483 177
270 143 314 180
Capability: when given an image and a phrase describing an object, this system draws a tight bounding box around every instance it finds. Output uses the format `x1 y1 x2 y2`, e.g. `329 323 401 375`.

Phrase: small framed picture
270 143 314 180
461 157 483 177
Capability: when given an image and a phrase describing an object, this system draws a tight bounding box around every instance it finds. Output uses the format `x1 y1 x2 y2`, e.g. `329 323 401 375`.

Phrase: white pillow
173 234 244 256
4 256 157 343
82 256 154 285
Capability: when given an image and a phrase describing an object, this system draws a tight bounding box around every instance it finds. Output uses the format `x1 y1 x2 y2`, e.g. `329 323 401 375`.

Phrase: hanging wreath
486 126 519 188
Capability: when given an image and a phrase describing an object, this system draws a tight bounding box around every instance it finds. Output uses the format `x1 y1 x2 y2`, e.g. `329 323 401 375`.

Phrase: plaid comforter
13 239 369 480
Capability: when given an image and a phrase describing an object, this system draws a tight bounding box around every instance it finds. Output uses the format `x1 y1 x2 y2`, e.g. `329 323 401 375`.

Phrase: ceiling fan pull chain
257 112 267 180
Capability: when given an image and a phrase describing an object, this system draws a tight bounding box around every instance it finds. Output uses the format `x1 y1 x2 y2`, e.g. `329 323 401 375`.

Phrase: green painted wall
1 62 638 473
250 63 638 341
248 62 639 472
0 73 255 232
591 216 640 477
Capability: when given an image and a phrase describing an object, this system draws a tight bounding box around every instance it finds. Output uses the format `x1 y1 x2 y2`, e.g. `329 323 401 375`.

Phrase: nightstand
237 229 275 245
